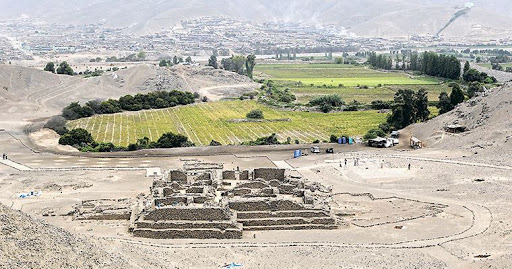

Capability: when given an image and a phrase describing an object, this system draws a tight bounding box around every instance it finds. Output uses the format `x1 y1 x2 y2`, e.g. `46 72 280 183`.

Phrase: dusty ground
1 127 511 268
1 64 511 268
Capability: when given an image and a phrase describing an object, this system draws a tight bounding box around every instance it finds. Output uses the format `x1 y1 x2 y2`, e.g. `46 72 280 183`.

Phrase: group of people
2 153 7 160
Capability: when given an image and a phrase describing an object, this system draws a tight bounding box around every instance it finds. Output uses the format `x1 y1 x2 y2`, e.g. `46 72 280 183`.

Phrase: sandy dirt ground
1 128 511 268
1 64 511 268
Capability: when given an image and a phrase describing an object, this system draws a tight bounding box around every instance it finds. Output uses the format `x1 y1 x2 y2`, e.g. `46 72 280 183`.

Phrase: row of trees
367 52 393 70
367 52 461 80
209 54 257 78
44 61 74 76
159 56 192 67
410 52 461 80
62 90 195 120
58 128 194 152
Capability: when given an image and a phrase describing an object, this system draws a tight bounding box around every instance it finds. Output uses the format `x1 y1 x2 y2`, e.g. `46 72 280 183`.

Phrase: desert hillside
406 83 512 166
0 64 258 125
1 0 512 39
0 203 127 268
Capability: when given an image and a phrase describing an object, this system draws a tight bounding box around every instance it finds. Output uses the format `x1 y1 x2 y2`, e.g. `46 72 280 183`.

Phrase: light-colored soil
1 67 512 268
1 123 512 268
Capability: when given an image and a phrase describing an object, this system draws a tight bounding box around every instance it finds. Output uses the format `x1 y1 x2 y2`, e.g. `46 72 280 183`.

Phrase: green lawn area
68 100 388 147
255 64 441 87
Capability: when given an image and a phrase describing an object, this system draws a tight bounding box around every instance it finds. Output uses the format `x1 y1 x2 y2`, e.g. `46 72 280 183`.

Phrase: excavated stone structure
73 198 132 220
130 165 339 239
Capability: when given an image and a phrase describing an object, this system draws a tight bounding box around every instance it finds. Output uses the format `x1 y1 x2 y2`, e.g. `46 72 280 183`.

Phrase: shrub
44 116 68 135
370 100 392 110
246 109 264 119
309 94 344 110
242 133 280 146
363 128 386 141
329 135 338 143
210 140 222 146
156 132 192 148
59 128 94 147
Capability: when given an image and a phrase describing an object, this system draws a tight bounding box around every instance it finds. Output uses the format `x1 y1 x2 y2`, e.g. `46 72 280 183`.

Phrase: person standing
408 163 411 170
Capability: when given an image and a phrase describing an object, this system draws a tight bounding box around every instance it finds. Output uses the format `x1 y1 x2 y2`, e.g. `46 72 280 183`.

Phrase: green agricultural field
68 100 388 147
256 64 441 87
292 84 450 104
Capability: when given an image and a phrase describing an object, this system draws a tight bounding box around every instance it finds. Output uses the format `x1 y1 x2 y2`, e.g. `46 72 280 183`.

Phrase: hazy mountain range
1 0 512 39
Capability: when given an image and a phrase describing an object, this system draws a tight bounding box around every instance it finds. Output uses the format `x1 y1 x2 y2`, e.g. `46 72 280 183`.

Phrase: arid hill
2 0 512 39
406 83 512 166
0 64 257 127
0 203 127 268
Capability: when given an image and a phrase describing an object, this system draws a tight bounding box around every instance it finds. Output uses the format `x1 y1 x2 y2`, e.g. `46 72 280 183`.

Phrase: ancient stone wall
236 210 329 219
239 170 249 180
133 228 242 239
169 170 187 184
239 217 336 226
222 170 236 180
154 197 188 206
185 186 205 194
144 207 232 221
75 211 131 221
136 221 239 230
228 199 305 212
254 168 285 181
244 224 337 231
236 181 270 189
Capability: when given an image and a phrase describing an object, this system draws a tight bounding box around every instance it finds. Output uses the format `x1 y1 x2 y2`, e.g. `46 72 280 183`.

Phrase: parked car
310 146 320 153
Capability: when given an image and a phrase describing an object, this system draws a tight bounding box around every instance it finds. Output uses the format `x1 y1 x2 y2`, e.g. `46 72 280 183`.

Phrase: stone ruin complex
72 162 339 239
129 165 338 239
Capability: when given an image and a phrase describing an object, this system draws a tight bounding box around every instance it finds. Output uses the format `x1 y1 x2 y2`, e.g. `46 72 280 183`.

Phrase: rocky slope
0 203 127 268
406 83 512 166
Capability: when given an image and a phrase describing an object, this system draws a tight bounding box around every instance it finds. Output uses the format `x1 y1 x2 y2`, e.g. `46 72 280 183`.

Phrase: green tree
437 92 454 114
56 61 74 76
463 61 470 74
208 55 218 69
450 84 465 106
364 128 386 141
467 82 482 98
59 128 94 146
44 62 55 73
387 89 416 129
246 109 264 119
156 132 191 148
245 54 256 79
414 89 430 122
221 55 246 74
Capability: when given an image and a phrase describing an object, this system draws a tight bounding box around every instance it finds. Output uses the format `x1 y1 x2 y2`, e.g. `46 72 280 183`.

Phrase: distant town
2 16 512 63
